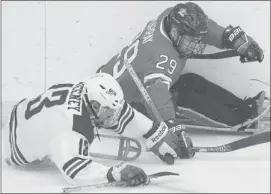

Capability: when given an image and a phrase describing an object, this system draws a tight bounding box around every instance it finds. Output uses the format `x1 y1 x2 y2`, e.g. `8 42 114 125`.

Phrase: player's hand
222 25 264 63
166 119 195 158
107 161 150 186
143 121 183 164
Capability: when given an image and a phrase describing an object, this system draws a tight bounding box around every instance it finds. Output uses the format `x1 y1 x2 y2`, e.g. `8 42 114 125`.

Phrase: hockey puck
163 153 174 165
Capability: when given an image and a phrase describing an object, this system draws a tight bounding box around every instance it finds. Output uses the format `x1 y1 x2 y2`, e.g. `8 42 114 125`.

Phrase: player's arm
106 101 195 163
144 73 175 122
202 18 264 63
49 131 109 185
49 130 150 186
51 128 154 186
201 18 224 49
141 54 178 122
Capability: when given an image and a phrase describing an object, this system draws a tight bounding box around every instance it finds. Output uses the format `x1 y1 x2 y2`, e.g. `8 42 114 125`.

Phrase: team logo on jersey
67 82 85 115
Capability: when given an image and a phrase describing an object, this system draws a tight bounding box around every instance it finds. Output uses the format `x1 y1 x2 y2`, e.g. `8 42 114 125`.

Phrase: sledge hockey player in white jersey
2 73 194 186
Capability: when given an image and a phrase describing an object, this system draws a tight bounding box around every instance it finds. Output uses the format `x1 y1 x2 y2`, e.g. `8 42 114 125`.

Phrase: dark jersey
99 7 226 121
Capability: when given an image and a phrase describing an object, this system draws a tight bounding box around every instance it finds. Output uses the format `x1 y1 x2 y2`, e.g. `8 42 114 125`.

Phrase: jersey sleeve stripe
111 103 134 133
108 102 129 130
66 159 86 176
62 157 84 172
108 102 127 131
144 73 172 90
9 99 29 166
70 159 93 179
144 73 172 84
9 107 22 166
118 109 134 134
113 103 132 132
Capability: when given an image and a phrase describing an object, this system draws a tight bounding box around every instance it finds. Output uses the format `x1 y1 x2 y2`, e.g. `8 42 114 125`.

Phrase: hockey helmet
167 2 208 57
83 73 124 128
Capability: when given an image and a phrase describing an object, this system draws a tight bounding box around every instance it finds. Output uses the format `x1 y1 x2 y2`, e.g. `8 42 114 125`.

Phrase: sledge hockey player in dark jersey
97 2 265 128
2 73 194 186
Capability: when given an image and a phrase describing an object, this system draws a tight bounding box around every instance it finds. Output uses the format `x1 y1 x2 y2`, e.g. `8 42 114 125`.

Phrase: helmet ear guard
89 134 142 161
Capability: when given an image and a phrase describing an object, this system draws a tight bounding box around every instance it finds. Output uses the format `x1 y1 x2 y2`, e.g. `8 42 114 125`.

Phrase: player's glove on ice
143 121 183 164
107 161 150 186
222 25 264 63
166 119 195 158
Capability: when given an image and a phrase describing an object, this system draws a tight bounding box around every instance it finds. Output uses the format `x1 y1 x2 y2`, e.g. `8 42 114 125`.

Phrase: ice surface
2 1 270 193
2 131 270 193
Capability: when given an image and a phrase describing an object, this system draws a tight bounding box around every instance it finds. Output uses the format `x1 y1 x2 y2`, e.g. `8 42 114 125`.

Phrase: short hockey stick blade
192 130 270 153
62 171 179 193
149 171 179 178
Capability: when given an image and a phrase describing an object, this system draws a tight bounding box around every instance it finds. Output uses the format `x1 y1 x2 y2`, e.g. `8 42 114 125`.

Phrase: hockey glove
143 121 183 164
222 25 264 63
166 119 195 158
107 161 149 186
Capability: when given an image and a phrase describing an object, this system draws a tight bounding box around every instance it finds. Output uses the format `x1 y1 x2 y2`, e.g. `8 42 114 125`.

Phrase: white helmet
83 73 125 128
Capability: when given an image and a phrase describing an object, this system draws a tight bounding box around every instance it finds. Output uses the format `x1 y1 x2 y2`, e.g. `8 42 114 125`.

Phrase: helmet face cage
84 90 122 129
83 73 125 129
94 101 122 128
176 32 206 56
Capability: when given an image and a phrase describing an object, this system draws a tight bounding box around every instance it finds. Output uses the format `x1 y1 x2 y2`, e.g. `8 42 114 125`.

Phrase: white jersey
2 79 153 185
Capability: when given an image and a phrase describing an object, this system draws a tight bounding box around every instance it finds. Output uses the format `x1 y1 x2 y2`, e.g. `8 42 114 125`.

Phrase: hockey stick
192 130 270 152
190 49 264 63
124 60 177 163
62 171 179 193
189 50 240 60
123 60 163 123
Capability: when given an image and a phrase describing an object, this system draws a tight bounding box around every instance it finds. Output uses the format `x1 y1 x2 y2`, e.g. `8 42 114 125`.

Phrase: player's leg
3 99 31 166
176 89 250 126
173 73 247 107
171 73 265 125
186 73 265 114
2 122 12 166
171 73 249 126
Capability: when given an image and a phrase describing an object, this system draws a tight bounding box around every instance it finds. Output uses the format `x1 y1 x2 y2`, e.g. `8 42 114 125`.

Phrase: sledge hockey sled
89 134 142 162
175 97 270 134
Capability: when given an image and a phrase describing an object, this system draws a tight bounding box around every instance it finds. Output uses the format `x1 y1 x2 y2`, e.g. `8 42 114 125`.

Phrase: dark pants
171 73 254 126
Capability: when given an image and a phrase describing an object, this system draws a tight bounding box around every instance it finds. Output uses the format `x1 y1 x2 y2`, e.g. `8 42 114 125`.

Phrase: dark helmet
166 2 208 57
